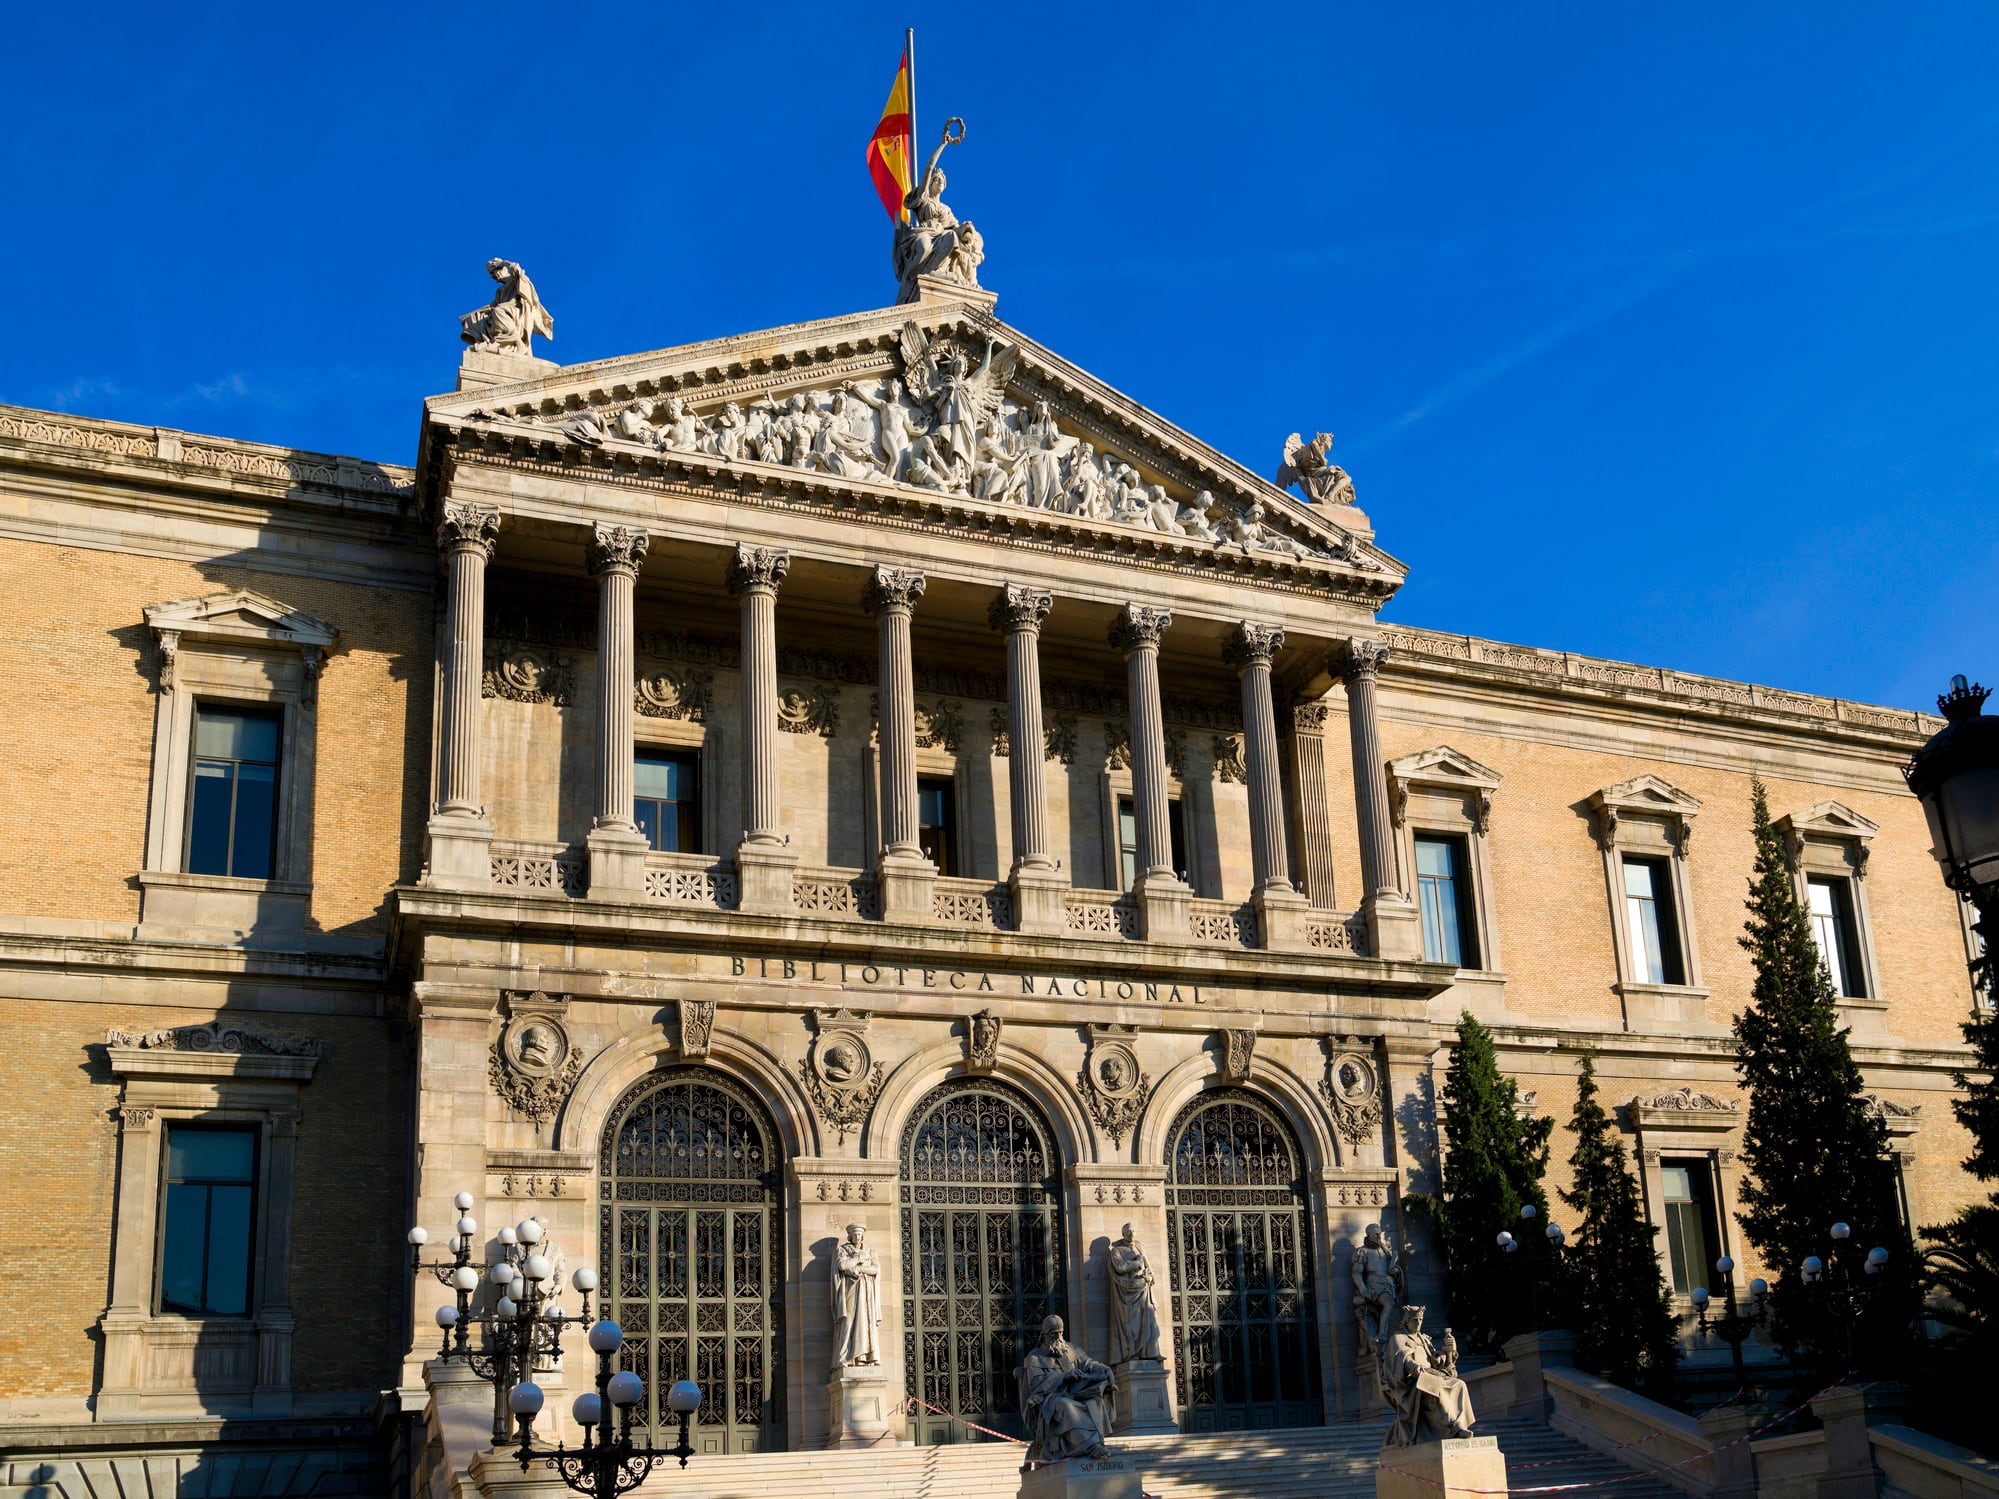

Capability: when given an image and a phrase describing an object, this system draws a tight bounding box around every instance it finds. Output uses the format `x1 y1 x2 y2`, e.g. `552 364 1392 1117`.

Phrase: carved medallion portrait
1321 1040 1383 1153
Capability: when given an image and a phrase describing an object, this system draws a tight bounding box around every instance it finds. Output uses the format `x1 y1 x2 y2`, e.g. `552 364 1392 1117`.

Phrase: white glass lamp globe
573 1392 603 1427
524 1255 552 1283
589 1320 624 1355
518 1219 544 1244
1801 1255 1825 1281
499 1226 518 1246
1690 1287 1709 1308
434 1304 459 1328
495 1295 518 1321
572 1267 599 1294
543 1304 566 1323
449 1236 465 1256
1749 1277 1769 1298
454 1191 476 1211
1546 1224 1564 1243
491 1263 516 1286
1831 1222 1851 1241
667 1379 702 1415
607 1370 645 1408
1496 1231 1514 1250
1716 1256 1734 1275
408 1226 428 1246
509 1382 544 1417
452 1266 479 1292
1520 1203 1537 1220
1866 1246 1889 1273
457 1216 477 1237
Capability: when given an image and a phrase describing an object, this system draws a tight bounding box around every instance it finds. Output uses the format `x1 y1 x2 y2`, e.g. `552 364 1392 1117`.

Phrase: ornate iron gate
600 1069 783 1453
1165 1088 1321 1431
900 1078 1066 1445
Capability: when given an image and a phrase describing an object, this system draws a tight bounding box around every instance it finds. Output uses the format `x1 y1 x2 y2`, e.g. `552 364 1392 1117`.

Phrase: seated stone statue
1380 1304 1476 1447
1019 1315 1116 1464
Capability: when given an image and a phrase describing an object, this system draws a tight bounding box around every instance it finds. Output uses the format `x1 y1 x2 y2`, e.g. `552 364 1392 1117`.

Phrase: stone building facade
0 276 1981 1491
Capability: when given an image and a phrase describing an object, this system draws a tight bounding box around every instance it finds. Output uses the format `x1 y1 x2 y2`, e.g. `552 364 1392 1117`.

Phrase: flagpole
905 25 917 209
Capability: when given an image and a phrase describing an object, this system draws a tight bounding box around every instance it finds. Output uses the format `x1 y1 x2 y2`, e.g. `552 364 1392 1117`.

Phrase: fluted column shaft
589 524 650 832
864 567 928 859
730 546 791 845
436 504 500 817
1337 639 1402 898
991 585 1056 870
1111 606 1175 879
1226 623 1293 892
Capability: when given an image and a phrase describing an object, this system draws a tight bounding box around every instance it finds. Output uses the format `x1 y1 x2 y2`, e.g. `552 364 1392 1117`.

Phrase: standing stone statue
1351 1222 1402 1343
829 1223 881 1370
1380 1305 1475 1447
1020 1315 1116 1464
459 258 553 357
1106 1224 1162 1365
893 120 983 303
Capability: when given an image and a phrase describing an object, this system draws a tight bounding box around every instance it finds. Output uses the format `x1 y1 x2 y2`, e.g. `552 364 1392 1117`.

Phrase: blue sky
4 5 1994 710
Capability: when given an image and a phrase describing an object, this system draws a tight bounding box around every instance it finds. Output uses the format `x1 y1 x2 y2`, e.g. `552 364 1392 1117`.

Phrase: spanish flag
867 45 914 223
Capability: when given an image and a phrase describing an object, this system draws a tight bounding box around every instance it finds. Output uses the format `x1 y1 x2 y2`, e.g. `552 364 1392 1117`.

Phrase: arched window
600 1068 783 1453
899 1078 1066 1445
1165 1087 1321 1430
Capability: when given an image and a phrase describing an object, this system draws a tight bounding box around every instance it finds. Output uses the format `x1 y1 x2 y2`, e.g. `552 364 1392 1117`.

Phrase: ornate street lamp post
1497 1202 1564 1333
1800 1221 1890 1374
407 1194 599 1439
1691 1254 1767 1394
507 1318 703 1498
1905 676 1999 1003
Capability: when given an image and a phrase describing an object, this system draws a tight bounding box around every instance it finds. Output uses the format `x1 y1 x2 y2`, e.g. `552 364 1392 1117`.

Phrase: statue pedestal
1377 1436 1507 1499
457 349 558 391
1354 1343 1386 1416
1112 1357 1175 1435
825 1364 892 1450
1020 1455 1142 1499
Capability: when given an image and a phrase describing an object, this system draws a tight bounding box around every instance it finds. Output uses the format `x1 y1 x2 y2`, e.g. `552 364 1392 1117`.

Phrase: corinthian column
730 545 797 913
1110 604 1188 941
586 523 651 898
1224 622 1308 950
864 565 934 920
1333 638 1424 960
991 584 1065 933
425 502 500 890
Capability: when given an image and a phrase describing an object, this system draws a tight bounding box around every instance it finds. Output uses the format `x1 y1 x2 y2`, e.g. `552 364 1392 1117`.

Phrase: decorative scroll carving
488 994 583 1129
1862 1094 1921 1125
798 1010 886 1145
670 999 715 1058
1218 1028 1257 1084
1322 1040 1383 1151
966 1009 1002 1073
460 258 552 356
119 1106 158 1129
1164 727 1187 780
1293 702 1334 731
914 697 964 754
1078 1024 1150 1147
107 1021 323 1057
1331 638 1390 683
483 643 574 706
777 685 840 737
635 664 712 721
990 707 1078 763
1103 720 1132 771
586 523 649 576
988 584 1054 634
436 501 500 558
1221 622 1285 670
861 565 927 615
728 544 791 595
1637 1087 1737 1113
1213 733 1247 783
1109 605 1172 652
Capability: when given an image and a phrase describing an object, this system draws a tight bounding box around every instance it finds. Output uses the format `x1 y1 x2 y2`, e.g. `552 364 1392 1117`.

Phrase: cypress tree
1560 1052 1679 1391
1733 779 1913 1374
1437 1010 1554 1348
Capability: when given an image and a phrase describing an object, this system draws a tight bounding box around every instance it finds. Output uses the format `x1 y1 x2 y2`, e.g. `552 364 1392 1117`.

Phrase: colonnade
422 504 1422 954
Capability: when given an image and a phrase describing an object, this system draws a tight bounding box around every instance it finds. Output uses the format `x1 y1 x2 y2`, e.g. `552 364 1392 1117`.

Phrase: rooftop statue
460 258 553 358
894 119 984 304
1276 431 1356 507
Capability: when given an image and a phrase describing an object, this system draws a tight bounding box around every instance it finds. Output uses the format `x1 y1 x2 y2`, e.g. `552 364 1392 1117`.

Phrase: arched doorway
600 1068 783 1452
899 1077 1067 1445
1165 1087 1321 1431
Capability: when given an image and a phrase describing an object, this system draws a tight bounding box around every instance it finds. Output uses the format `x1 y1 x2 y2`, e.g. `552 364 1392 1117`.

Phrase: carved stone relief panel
1321 1037 1383 1153
777 685 841 737
966 1009 1001 1074
483 643 575 706
678 999 716 1058
798 1009 887 1145
1212 734 1247 784
1078 1024 1150 1147
1217 1028 1257 1084
635 663 713 721
489 992 584 1130
913 697 965 754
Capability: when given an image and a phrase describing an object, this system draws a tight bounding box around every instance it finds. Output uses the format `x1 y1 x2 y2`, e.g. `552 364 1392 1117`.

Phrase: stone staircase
664 1415 1690 1499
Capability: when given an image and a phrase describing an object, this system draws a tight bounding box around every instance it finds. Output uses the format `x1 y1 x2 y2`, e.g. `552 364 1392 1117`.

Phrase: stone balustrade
642 850 740 910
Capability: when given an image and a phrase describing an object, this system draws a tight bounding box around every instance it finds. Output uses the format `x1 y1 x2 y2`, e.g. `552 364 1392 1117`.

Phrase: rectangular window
918 776 957 877
184 706 281 879
1808 876 1867 998
1116 796 1186 892
159 1126 257 1317
1415 834 1479 967
1623 857 1685 985
1660 1159 1720 1297
635 750 701 854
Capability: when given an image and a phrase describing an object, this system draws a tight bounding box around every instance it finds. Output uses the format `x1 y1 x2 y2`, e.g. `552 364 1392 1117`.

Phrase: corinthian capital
587 522 650 577
1331 638 1391 682
862 565 927 616
728 544 792 596
436 502 501 559
988 583 1054 635
1108 604 1173 653
1222 622 1286 671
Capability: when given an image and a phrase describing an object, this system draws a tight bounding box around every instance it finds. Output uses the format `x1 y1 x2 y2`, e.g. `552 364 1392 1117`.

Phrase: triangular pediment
1775 800 1880 843
1591 773 1702 819
143 590 337 650
1386 745 1503 791
421 296 1402 593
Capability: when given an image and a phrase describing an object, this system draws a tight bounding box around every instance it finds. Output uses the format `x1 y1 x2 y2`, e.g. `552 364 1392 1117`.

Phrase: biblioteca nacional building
0 187 1984 1497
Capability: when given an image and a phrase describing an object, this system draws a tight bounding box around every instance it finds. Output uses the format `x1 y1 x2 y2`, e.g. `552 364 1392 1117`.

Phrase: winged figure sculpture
897 320 1019 487
1276 431 1356 507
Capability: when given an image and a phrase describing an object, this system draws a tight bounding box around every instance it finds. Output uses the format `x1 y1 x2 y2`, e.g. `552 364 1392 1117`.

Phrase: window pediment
1387 745 1502 828
144 589 337 654
1775 801 1879 874
1589 774 1701 852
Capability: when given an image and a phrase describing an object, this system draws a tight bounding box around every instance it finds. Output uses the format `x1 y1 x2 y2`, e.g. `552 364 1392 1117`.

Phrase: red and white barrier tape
897 1395 1162 1499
